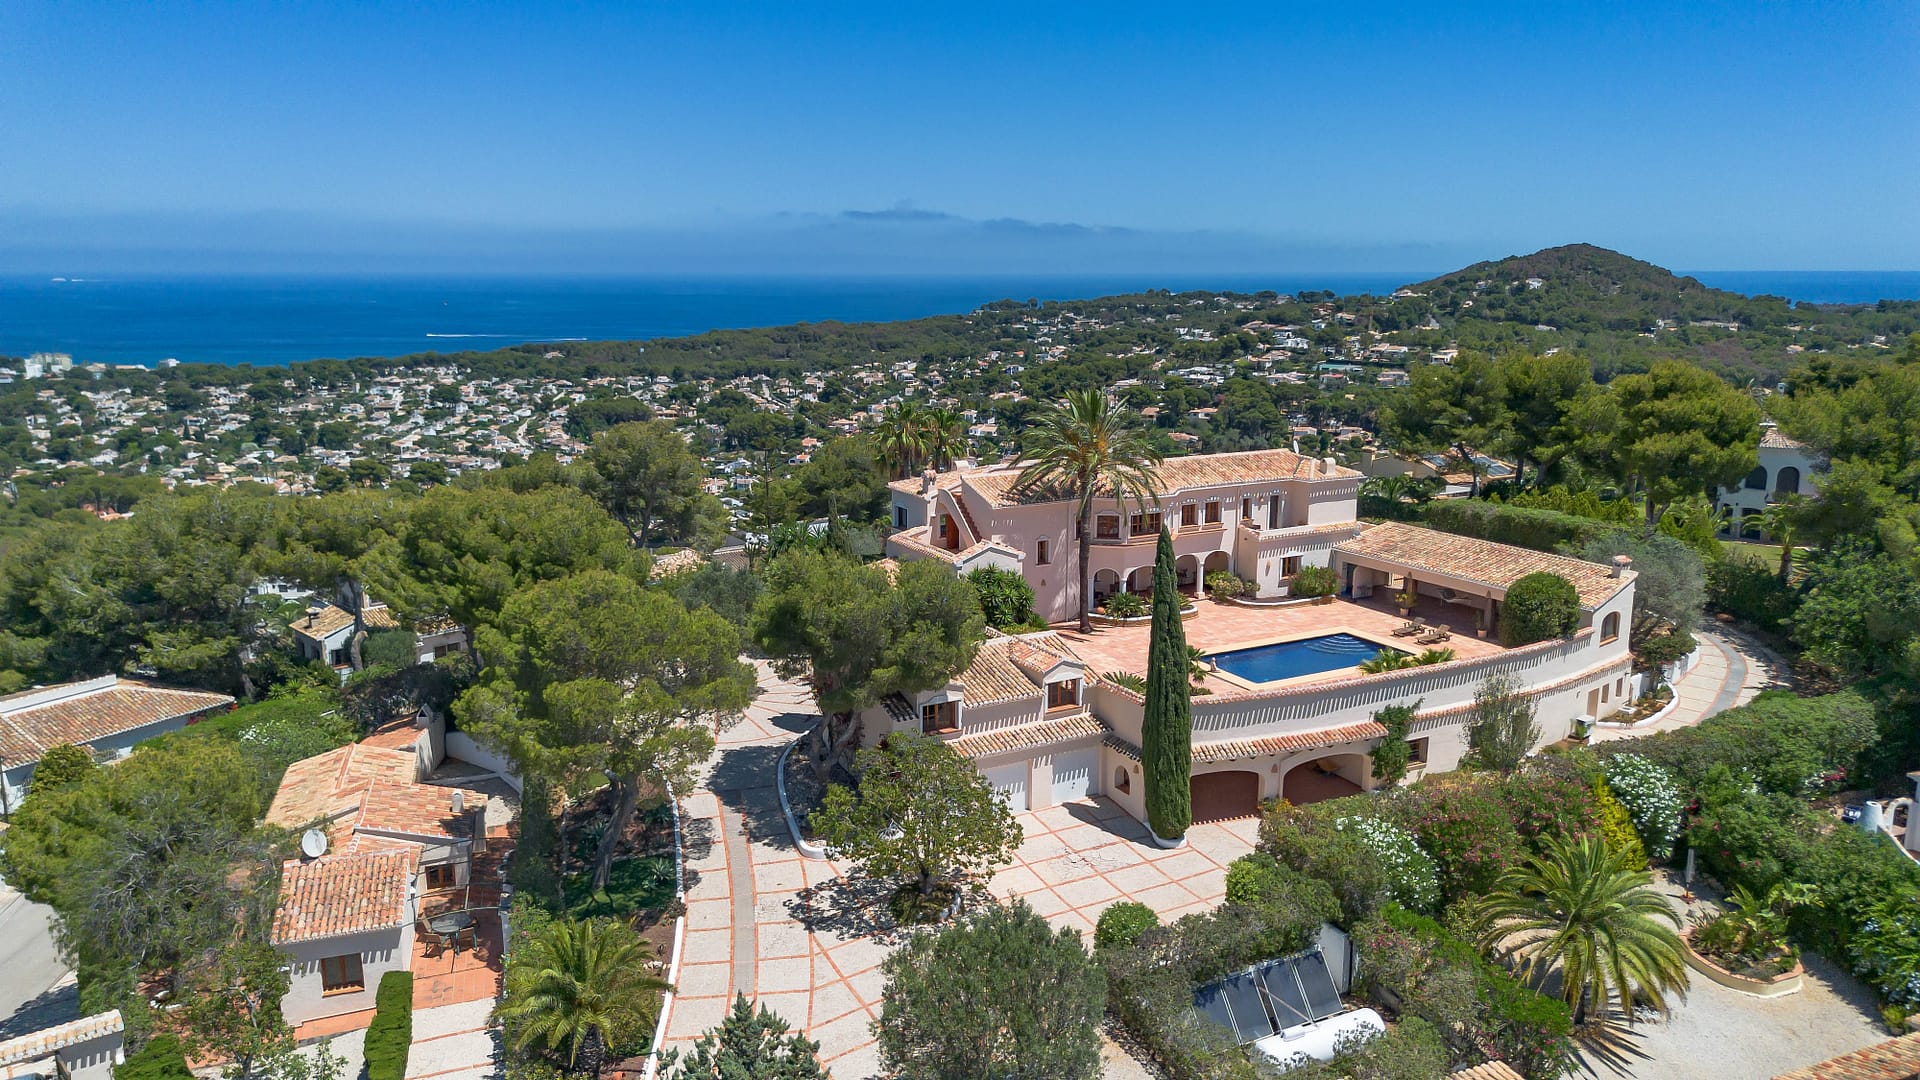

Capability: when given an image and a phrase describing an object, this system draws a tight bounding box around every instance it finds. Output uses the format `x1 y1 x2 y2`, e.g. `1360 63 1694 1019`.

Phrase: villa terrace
1057 592 1510 686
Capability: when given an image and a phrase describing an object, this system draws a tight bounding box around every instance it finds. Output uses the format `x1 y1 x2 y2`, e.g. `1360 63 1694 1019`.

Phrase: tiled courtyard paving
663 661 1259 1078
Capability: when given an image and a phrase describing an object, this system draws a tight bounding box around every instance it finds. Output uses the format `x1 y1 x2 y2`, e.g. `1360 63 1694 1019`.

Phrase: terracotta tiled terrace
410 826 510 1011
1056 593 1509 683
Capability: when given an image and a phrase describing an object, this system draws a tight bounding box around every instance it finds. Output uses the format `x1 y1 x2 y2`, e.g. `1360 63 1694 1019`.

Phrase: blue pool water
1209 634 1398 684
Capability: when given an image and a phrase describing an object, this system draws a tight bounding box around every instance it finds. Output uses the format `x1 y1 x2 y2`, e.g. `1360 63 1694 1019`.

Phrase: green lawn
1722 539 1787 568
563 855 676 919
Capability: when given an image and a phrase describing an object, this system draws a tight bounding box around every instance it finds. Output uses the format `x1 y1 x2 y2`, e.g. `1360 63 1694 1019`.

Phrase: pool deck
1056 595 1509 684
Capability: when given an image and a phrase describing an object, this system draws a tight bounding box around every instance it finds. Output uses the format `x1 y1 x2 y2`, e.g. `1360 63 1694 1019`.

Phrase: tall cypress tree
1141 526 1192 841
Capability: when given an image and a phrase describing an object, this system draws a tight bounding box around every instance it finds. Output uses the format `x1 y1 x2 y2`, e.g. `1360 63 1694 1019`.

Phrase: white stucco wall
280 922 414 1026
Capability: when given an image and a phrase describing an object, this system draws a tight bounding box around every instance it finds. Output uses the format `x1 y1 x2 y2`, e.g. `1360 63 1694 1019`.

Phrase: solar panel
1221 971 1277 1039
1192 983 1237 1036
1294 951 1344 1021
1257 960 1314 1030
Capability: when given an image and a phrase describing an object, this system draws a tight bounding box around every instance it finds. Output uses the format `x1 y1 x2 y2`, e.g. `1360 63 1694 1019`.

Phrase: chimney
450 790 464 814
921 467 938 494
1611 554 1633 578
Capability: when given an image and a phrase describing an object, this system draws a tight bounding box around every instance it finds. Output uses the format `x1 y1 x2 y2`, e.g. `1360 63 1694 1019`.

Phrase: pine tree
663 993 826 1079
1142 526 1192 841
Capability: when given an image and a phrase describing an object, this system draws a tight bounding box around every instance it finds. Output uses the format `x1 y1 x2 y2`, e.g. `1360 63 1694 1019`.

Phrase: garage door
982 762 1029 813
1050 748 1095 804
1190 771 1260 823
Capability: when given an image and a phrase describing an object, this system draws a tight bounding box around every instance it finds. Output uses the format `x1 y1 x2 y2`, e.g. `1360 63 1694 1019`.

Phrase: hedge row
364 970 414 1080
1417 499 1626 554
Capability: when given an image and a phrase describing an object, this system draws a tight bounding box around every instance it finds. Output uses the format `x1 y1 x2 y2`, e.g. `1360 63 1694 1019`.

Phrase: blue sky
2 1 1915 273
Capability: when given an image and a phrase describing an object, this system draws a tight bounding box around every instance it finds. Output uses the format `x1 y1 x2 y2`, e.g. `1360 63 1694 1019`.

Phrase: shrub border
1681 927 1804 997
637 783 689 1080
363 971 413 1080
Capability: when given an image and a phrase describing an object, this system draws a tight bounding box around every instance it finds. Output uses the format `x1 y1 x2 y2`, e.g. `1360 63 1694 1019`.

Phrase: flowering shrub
1387 779 1525 904
1334 814 1440 912
1852 895 1920 1006
1604 753 1685 862
1500 765 1599 852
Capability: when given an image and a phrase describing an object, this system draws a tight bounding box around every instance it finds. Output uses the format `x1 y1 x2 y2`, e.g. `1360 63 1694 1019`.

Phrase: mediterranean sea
1 271 1914 369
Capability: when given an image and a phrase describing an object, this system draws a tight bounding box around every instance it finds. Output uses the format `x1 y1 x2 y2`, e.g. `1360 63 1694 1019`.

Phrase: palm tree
1757 495 1806 583
873 402 928 480
1471 834 1688 1027
1014 390 1164 633
1360 474 1416 506
1359 650 1416 673
1186 644 1210 685
496 917 669 1077
922 407 969 471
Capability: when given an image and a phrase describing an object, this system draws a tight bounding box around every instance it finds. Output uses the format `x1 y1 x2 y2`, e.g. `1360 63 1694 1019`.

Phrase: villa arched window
1775 466 1801 495
1600 612 1621 644
1113 766 1131 794
1743 466 1768 491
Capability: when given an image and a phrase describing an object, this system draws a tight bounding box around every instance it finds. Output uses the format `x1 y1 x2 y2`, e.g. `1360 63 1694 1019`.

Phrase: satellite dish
300 829 329 859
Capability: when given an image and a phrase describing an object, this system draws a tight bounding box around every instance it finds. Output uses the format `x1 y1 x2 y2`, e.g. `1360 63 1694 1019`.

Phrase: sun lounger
1391 620 1425 637
1415 628 1451 645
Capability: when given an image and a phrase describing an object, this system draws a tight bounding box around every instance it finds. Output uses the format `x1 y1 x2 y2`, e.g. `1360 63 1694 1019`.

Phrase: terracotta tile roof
957 631 1084 707
1453 1064 1525 1080
360 605 399 631
354 781 488 842
267 743 420 828
1774 1033 1920 1079
947 712 1107 759
0 677 232 766
964 448 1363 509
1335 521 1629 608
271 849 416 945
0 1010 123 1067
291 604 358 641
648 548 705 579
1105 720 1387 764
1761 427 1810 451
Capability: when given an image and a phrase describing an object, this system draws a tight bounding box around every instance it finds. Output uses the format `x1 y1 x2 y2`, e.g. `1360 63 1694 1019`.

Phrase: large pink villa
881 449 1638 824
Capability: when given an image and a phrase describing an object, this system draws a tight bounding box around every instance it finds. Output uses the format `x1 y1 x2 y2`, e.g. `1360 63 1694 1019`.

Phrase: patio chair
1391 619 1425 637
1416 627 1451 645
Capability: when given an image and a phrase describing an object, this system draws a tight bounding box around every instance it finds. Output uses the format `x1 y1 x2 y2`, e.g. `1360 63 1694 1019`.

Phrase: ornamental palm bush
1603 753 1685 862
1850 895 1920 1008
1471 834 1688 1026
496 916 668 1077
1359 649 1416 674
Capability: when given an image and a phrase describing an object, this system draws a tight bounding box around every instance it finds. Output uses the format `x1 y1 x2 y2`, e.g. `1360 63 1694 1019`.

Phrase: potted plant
1393 589 1419 616
1290 564 1339 602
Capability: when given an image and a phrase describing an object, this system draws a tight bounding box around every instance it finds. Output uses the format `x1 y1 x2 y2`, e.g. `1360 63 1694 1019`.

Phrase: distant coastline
2 270 1916 370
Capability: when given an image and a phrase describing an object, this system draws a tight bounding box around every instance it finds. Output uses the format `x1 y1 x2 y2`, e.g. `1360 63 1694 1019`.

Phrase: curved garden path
1593 626 1789 743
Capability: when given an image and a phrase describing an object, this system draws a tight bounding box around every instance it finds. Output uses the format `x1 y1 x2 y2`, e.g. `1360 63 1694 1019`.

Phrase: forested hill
1413 243 1738 319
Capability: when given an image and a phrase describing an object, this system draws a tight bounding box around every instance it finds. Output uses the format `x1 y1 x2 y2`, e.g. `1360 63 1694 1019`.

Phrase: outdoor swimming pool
1208 633 1398 684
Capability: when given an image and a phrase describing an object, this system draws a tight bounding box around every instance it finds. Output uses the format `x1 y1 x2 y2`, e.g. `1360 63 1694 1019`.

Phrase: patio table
427 909 477 957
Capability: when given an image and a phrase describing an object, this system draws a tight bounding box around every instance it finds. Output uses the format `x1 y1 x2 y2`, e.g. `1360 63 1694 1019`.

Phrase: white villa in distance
1714 425 1822 539
882 448 1638 825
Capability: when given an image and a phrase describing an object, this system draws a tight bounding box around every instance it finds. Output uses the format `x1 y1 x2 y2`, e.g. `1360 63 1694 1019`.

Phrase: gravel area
1580 873 1886 1080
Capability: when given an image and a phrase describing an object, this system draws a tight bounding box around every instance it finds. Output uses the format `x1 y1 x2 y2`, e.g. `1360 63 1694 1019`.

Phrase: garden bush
1104 592 1148 618
1383 777 1523 905
967 566 1039 629
1354 905 1575 1079
1260 799 1436 920
1330 813 1441 913
115 1034 193 1080
1591 779 1649 868
1500 572 1579 646
1603 753 1684 862
1499 758 1600 852
1610 689 1877 795
1204 571 1251 599
1707 556 1799 632
1288 564 1339 598
1850 895 1920 1009
364 971 414 1080
1095 901 1161 950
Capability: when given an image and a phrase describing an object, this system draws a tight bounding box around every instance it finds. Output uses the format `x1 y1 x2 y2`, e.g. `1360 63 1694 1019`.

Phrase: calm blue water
3 271 1911 369
0 273 1415 368
1208 633 1397 684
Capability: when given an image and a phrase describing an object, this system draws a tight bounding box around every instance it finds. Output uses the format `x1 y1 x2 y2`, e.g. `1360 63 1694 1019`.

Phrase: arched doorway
1203 551 1230 579
1281 755 1367 806
1126 566 1154 594
1175 554 1200 595
1091 569 1120 607
1190 770 1260 822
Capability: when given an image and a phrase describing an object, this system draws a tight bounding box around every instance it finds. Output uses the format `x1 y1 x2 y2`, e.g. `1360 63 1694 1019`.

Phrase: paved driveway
0 886 76 1038
665 662 1258 1079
